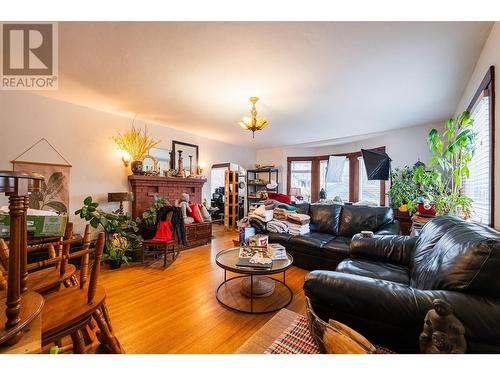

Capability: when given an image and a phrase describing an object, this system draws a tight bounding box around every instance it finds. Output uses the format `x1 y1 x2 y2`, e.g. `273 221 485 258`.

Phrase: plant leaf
44 201 68 213
45 172 65 196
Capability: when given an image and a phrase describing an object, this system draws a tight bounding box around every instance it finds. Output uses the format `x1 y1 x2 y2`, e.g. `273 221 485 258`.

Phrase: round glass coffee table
215 247 294 314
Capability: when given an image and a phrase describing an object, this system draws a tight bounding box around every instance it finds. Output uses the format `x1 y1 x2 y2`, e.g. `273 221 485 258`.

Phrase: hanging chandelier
238 97 269 138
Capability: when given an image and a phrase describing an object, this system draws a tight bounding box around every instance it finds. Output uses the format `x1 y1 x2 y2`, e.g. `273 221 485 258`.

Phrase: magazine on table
236 246 273 269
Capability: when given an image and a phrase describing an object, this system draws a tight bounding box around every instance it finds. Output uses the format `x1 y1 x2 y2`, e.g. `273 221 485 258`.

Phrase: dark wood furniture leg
93 306 123 354
71 329 86 354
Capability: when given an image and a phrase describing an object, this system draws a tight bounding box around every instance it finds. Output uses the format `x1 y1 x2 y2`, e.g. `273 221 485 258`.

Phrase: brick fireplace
128 175 206 219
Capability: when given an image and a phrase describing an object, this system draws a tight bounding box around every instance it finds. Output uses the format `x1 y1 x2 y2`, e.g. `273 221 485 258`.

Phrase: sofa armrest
375 220 401 235
304 270 429 327
350 235 417 267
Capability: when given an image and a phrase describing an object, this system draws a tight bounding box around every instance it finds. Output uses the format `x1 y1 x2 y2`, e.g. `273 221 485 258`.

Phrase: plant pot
109 258 122 270
418 202 436 216
131 160 143 175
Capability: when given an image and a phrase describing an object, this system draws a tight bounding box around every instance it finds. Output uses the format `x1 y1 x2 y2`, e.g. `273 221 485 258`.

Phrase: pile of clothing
287 213 311 236
246 205 273 234
266 219 289 234
249 205 274 223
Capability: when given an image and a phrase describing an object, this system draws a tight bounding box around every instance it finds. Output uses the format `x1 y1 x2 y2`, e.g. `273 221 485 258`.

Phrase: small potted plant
103 233 131 269
112 125 160 175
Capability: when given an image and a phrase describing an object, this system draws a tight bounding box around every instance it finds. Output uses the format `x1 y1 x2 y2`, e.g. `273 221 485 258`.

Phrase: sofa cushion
338 205 394 237
309 204 342 235
295 202 310 215
324 237 351 256
288 232 335 250
267 232 292 244
337 259 410 285
410 216 500 296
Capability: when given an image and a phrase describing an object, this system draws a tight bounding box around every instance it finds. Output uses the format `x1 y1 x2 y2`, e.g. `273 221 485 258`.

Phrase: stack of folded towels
249 204 274 223
273 207 291 221
287 213 311 235
266 219 289 233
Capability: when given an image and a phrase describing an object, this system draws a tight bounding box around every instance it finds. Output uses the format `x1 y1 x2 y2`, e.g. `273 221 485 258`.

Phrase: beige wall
454 22 499 229
0 92 256 234
256 122 439 200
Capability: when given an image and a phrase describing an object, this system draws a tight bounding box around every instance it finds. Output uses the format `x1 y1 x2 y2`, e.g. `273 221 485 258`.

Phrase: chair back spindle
87 232 104 305
79 225 91 289
59 223 73 277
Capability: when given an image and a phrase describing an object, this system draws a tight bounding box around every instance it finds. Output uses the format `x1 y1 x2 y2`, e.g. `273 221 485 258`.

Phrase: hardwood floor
100 225 309 354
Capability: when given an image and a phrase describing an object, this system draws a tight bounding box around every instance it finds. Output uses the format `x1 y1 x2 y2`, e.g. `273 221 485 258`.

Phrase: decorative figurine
319 188 327 200
179 193 193 224
176 150 186 178
420 299 466 354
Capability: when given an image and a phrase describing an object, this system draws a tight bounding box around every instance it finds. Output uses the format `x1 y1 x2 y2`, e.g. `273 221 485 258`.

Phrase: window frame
287 147 386 205
465 66 495 227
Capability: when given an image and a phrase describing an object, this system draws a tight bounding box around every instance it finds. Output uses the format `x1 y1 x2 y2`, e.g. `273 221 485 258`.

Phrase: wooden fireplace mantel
128 175 207 220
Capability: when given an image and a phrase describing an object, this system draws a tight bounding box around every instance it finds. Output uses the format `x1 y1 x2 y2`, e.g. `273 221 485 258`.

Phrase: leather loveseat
268 203 400 270
304 216 500 353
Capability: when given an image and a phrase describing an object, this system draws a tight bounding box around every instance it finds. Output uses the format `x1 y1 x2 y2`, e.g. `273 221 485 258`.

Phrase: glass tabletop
215 246 293 275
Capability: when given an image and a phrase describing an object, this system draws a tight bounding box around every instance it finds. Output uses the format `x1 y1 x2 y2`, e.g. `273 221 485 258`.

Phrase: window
320 159 350 202
287 149 386 204
462 67 494 225
290 161 312 202
358 157 381 204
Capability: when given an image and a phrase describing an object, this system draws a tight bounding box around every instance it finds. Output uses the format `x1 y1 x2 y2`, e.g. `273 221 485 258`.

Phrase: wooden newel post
0 171 45 347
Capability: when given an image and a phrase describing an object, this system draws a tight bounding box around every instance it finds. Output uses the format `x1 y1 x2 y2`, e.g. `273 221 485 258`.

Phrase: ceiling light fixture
238 97 269 138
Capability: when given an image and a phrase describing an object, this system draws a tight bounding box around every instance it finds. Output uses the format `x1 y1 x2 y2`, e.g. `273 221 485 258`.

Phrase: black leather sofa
268 203 400 270
304 216 500 353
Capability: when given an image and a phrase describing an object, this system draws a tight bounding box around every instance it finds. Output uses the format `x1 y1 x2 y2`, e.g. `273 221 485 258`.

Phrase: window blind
462 93 491 224
358 157 381 204
320 159 350 201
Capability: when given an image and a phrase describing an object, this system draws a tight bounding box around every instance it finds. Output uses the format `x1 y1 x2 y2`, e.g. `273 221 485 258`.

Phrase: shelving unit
224 170 239 231
246 168 279 211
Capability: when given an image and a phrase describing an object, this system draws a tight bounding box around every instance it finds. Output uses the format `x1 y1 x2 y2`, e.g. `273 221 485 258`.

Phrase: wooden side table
0 171 45 347
411 214 433 236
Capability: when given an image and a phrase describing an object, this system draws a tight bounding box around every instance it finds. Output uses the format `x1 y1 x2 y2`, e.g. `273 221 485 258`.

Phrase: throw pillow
267 192 292 205
189 203 204 223
199 205 212 222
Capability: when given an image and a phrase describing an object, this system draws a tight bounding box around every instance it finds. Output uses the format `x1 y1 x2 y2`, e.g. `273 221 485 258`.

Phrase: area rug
264 315 320 354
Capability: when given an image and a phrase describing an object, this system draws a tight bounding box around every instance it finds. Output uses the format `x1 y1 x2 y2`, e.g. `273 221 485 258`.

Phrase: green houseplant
138 195 169 228
387 165 445 215
75 196 143 266
387 166 419 211
427 111 475 217
103 233 131 269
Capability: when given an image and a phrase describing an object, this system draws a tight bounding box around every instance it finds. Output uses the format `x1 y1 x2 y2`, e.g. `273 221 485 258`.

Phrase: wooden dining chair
141 211 178 268
0 222 80 295
41 231 124 354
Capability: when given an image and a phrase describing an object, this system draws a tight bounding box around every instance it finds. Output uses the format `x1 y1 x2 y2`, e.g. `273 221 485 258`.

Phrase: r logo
2 23 53 76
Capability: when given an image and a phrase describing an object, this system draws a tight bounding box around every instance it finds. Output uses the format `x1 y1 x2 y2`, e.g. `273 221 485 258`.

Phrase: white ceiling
39 22 492 148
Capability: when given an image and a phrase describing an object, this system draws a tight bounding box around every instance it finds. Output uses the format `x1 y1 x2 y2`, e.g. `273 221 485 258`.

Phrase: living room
1 0 499 372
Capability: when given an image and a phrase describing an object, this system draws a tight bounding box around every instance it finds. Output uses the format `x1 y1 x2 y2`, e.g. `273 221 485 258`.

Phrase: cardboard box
0 214 68 238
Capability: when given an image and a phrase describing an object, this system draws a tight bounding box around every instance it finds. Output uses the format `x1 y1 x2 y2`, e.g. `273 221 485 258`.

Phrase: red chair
141 217 178 268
